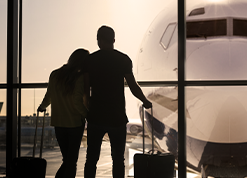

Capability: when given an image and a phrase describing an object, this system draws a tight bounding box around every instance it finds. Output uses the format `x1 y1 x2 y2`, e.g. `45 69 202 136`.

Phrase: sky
0 0 174 117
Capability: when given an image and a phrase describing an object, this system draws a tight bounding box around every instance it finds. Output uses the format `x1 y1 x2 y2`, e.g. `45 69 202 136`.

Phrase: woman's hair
55 48 89 95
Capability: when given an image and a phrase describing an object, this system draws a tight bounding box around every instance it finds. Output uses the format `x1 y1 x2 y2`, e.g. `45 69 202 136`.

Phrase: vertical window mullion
18 0 22 158
6 0 18 176
178 0 186 178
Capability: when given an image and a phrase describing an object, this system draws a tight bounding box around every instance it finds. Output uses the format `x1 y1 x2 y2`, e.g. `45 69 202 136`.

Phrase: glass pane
0 89 6 175
0 1 7 83
185 86 247 178
125 87 178 177
136 2 178 81
22 0 174 83
186 1 247 81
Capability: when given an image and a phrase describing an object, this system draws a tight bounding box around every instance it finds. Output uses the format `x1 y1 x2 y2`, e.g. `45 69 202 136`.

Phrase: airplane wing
148 94 177 112
147 93 191 119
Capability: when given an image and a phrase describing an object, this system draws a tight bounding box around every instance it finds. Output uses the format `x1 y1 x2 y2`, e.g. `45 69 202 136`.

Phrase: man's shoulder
88 50 100 58
88 49 130 61
111 50 132 65
113 49 129 58
86 51 100 65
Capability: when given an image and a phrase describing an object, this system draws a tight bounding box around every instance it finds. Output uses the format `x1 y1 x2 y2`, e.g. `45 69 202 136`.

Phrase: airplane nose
186 41 247 80
215 95 247 142
187 87 247 143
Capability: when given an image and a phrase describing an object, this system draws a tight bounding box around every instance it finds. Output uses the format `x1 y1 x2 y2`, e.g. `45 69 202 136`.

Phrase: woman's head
67 48 89 71
56 48 89 95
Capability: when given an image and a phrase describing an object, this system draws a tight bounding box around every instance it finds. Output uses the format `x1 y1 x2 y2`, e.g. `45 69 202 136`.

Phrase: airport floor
42 134 148 177
0 134 148 178
0 134 202 178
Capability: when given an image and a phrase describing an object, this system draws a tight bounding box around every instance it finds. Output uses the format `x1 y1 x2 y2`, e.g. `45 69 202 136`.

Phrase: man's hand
143 99 152 109
37 106 46 112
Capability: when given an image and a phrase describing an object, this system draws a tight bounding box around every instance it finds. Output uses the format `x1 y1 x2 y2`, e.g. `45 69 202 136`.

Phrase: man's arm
124 73 152 109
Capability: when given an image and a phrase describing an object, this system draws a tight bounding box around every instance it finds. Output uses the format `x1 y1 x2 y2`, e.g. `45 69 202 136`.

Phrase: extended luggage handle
141 105 154 155
33 111 46 158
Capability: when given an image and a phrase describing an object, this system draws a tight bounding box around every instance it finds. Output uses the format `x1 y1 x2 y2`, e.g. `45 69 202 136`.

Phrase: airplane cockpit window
187 19 227 39
189 7 205 16
233 19 247 37
160 23 177 50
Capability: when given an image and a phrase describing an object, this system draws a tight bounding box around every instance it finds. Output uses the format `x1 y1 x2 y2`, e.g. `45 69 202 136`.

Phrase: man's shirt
85 49 133 127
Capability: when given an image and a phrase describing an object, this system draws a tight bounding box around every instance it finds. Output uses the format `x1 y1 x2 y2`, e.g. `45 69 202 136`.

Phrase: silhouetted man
84 25 152 178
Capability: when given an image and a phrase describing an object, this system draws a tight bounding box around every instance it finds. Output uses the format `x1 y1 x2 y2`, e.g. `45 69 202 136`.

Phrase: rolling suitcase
11 111 47 178
134 106 175 178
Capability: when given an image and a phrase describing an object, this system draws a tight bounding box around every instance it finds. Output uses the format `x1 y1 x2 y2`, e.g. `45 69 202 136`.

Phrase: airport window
5 1 247 178
187 19 227 39
160 23 177 50
18 1 179 176
233 19 247 37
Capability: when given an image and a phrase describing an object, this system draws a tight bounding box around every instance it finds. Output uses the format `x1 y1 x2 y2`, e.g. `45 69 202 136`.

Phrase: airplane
135 0 247 177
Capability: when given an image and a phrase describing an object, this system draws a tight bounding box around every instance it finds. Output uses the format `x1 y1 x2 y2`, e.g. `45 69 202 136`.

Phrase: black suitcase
134 106 175 178
11 111 47 178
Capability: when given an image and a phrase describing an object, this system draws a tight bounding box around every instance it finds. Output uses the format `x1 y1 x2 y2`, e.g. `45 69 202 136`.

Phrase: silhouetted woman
38 48 89 178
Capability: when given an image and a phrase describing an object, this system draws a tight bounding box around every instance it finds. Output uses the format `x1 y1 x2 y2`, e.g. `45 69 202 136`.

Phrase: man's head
97 25 115 49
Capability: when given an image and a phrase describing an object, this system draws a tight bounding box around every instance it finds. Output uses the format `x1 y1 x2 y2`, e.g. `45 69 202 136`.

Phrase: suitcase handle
33 111 46 158
141 105 154 155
